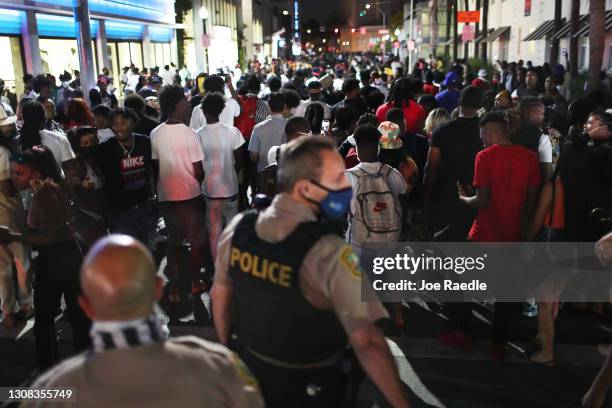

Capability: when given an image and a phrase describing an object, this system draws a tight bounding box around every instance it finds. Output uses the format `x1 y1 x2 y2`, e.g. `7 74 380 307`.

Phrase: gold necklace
119 135 135 157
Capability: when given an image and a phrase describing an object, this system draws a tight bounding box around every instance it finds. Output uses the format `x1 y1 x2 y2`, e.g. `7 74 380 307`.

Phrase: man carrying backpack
345 125 408 255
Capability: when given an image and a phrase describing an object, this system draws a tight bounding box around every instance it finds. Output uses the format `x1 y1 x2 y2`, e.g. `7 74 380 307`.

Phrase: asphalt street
1 244 611 407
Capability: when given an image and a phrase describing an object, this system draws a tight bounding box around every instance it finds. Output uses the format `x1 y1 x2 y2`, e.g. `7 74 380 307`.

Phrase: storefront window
39 39 98 80
115 41 143 70
208 25 238 74
153 42 172 68
129 42 143 69
107 41 143 95
40 39 79 78
0 36 25 95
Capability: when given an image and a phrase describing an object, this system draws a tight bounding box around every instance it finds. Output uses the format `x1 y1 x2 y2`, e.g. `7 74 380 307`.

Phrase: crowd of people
0 50 610 407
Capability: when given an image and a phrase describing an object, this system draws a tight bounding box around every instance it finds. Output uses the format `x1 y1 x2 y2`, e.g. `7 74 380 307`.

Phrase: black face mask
80 145 97 156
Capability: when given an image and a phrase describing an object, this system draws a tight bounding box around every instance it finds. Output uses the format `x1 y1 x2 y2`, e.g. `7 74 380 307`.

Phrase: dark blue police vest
228 211 347 365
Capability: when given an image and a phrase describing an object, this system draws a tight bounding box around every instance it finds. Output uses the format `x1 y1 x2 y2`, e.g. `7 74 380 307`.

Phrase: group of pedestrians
0 50 610 407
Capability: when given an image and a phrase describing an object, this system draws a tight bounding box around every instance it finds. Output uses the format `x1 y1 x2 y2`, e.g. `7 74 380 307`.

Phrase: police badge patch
340 246 362 280
230 352 259 387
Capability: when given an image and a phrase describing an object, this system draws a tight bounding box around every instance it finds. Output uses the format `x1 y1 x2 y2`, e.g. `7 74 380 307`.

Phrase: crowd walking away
0 51 610 408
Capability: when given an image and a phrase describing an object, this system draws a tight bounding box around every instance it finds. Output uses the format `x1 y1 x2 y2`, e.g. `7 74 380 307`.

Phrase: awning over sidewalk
523 19 566 41
474 28 493 43
551 14 588 40
573 10 612 38
483 26 510 43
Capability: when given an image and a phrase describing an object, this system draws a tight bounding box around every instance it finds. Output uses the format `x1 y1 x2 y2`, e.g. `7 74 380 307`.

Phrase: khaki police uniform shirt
21 336 263 408
215 193 388 336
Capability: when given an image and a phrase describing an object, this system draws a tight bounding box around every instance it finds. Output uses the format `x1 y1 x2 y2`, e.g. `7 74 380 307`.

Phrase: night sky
301 0 342 24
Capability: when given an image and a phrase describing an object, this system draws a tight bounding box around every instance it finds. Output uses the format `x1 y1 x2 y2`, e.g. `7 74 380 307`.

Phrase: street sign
202 34 211 47
462 25 475 42
457 11 480 23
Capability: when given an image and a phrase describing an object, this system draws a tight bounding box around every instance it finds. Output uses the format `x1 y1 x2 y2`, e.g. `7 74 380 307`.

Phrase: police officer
23 235 263 408
212 136 411 408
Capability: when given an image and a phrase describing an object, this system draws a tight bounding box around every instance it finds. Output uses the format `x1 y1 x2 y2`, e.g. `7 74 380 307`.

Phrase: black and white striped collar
90 315 169 353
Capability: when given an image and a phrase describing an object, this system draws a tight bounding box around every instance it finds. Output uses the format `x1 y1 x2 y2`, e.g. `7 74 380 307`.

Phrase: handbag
48 181 109 256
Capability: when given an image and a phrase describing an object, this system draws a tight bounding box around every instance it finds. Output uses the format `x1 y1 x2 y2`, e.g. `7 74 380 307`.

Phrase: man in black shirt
513 67 540 100
97 76 118 109
96 108 156 249
332 78 368 123
123 93 160 137
423 86 484 353
423 85 484 241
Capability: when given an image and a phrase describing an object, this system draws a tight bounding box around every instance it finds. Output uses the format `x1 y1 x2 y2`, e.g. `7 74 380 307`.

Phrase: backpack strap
276 146 281 164
375 163 393 178
347 167 365 179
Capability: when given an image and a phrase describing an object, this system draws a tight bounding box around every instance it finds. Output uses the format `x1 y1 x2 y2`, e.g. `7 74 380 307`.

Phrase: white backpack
348 164 402 244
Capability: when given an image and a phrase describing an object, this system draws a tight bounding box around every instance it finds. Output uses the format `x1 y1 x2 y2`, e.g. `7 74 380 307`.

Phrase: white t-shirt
126 73 140 91
150 122 204 202
344 162 407 247
295 100 332 120
267 144 285 166
538 133 552 163
97 128 115 143
39 129 76 172
196 122 245 198
189 97 241 130
161 69 176 85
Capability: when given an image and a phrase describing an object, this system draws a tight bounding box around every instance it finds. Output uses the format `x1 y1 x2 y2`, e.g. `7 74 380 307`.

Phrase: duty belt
245 347 345 370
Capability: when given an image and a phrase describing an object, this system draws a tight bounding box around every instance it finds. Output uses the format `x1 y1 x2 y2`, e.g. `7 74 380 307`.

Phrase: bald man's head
79 235 162 321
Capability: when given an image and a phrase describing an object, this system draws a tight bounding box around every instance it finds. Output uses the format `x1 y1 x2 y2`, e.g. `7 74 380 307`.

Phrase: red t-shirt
469 144 541 242
375 100 427 134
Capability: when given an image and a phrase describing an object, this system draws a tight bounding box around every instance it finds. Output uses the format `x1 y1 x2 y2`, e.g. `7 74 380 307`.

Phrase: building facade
0 0 178 95
340 26 387 53
403 0 612 71
185 0 293 76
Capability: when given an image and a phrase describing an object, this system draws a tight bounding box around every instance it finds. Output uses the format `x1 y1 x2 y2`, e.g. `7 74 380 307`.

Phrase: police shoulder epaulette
171 335 231 356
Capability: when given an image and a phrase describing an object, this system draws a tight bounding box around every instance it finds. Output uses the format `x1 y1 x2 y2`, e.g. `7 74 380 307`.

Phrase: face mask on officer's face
304 179 352 220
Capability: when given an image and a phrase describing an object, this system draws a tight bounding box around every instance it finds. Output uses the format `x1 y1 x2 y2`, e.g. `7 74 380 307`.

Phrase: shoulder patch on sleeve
339 245 362 280
229 352 259 387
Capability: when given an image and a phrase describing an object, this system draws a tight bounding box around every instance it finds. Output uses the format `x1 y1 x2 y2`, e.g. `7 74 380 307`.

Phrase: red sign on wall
524 0 532 16
457 11 480 23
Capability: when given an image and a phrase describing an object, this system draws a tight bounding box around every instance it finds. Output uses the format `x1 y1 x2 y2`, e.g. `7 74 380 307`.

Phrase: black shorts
159 196 207 246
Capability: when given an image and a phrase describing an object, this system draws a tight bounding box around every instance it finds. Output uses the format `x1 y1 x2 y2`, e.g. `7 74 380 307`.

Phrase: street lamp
282 10 289 16
199 6 209 73
364 3 387 63
198 6 209 20
306 29 312 34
